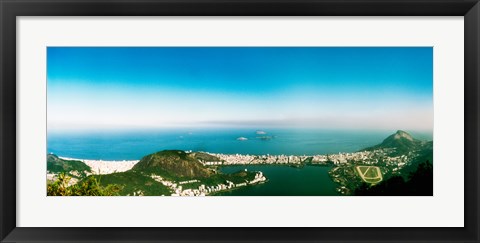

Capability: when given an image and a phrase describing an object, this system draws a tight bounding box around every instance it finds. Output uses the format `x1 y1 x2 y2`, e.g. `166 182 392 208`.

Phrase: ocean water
47 128 432 160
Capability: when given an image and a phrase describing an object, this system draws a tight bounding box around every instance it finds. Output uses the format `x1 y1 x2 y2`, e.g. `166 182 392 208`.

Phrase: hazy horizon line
47 124 434 134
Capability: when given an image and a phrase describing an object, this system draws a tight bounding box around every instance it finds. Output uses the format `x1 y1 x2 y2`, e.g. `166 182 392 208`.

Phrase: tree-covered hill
47 154 91 178
361 130 425 155
132 150 215 180
83 171 172 196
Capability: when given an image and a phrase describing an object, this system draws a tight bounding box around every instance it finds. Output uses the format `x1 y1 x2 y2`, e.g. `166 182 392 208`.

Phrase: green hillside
361 130 423 155
130 150 260 193
132 150 214 180
398 141 433 179
49 150 262 196
84 171 172 196
47 154 91 178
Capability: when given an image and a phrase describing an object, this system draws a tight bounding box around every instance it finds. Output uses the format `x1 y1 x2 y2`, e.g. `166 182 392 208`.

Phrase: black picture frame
1 0 479 242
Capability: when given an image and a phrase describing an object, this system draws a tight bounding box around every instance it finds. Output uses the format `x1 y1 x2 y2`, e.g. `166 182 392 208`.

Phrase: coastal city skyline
47 47 433 132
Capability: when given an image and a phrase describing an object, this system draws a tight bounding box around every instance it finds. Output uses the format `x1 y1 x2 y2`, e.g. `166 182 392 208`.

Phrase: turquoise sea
47 128 432 161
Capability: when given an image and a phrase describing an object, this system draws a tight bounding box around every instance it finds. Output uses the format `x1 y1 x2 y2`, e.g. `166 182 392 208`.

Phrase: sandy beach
59 157 139 175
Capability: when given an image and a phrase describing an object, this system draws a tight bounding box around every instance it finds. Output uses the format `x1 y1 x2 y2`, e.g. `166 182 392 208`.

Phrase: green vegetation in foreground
354 160 433 196
83 171 172 196
397 142 433 180
47 173 120 196
47 150 261 196
47 154 91 178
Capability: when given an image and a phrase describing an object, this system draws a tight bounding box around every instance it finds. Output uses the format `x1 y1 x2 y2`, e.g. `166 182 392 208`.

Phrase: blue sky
47 47 433 131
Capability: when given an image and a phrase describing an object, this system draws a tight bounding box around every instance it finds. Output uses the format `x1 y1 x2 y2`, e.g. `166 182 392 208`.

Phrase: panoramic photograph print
47 47 433 196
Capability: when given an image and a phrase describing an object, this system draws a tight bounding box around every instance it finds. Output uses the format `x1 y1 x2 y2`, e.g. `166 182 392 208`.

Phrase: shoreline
58 156 139 175
58 156 139 163
54 147 392 174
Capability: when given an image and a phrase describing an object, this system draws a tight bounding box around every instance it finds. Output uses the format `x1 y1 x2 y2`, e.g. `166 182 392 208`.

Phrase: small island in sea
47 130 433 196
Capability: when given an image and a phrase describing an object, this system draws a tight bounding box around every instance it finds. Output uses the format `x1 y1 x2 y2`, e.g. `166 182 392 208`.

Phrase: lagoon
217 165 340 196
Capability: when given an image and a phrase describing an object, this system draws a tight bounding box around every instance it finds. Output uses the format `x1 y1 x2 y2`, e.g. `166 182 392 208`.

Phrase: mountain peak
393 130 414 141
360 130 421 155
